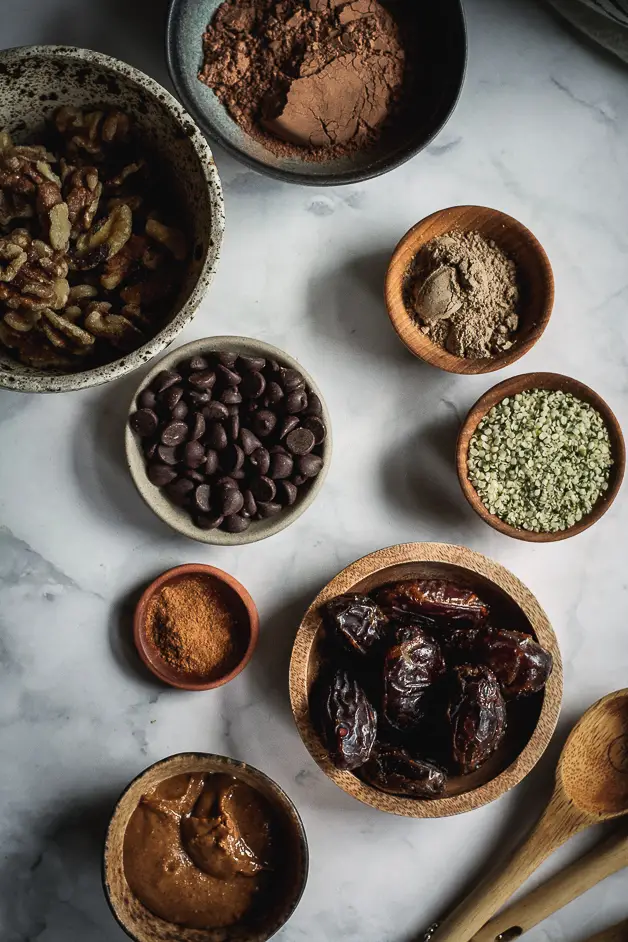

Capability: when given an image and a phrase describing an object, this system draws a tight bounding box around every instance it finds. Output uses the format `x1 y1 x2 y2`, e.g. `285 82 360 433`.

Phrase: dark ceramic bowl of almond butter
166 0 467 185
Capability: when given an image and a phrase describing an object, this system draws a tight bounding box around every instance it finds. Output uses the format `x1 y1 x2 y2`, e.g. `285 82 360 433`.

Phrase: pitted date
448 664 507 774
324 593 388 656
480 629 553 699
383 626 445 730
376 580 488 624
320 669 377 771
360 745 447 798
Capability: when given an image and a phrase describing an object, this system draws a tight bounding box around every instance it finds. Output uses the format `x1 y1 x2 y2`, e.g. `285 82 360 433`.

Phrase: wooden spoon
430 689 628 942
583 919 628 942
471 823 628 941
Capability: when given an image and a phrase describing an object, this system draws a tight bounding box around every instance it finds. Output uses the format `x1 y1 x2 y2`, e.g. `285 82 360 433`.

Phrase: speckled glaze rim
125 336 333 546
0 45 225 394
102 752 310 942
133 564 260 690
290 542 563 818
165 0 468 186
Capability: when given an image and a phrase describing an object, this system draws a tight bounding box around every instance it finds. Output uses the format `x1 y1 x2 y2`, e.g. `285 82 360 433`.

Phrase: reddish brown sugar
146 576 243 678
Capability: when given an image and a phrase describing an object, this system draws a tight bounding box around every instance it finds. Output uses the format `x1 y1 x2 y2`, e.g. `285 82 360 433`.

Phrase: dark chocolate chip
139 389 157 409
222 443 245 472
205 450 219 475
218 351 238 368
278 415 300 439
253 409 277 437
286 428 316 456
202 401 229 422
217 486 244 516
162 385 183 410
240 428 262 456
297 454 324 478
279 368 305 392
148 463 178 486
188 356 209 371
161 421 188 446
188 370 216 390
286 389 308 414
304 392 323 416
184 440 206 469
189 412 206 441
242 489 257 517
222 513 250 533
292 473 307 487
166 477 195 506
194 484 212 513
303 416 326 444
217 364 242 386
265 381 284 405
157 445 178 466
228 411 240 441
240 370 266 399
278 480 298 506
238 355 266 371
256 501 283 519
153 369 182 393
231 468 246 480
269 451 294 480
172 400 189 421
188 390 212 405
250 476 276 502
249 447 270 475
220 387 242 405
185 470 206 484
207 422 228 450
195 513 223 530
130 408 158 437
143 440 158 460
216 476 238 489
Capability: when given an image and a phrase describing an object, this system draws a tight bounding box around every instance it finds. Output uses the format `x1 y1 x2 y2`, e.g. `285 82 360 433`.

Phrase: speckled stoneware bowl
0 45 224 393
125 336 333 545
103 752 309 942
166 0 467 185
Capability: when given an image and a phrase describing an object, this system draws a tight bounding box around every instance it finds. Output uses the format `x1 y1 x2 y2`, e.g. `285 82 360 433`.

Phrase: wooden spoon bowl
457 372 626 543
384 206 554 374
289 542 562 818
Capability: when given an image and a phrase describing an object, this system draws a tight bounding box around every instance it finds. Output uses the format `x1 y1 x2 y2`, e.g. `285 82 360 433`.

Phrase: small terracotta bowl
289 542 562 818
103 752 309 942
134 564 259 690
384 205 554 375
457 372 626 543
125 336 332 545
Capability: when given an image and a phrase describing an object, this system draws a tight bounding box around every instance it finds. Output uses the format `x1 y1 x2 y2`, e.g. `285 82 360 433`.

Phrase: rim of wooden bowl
457 372 626 543
384 205 554 375
133 564 259 690
289 542 563 818
103 752 309 942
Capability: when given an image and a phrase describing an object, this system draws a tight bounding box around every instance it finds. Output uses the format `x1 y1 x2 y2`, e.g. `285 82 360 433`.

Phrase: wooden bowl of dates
289 542 562 818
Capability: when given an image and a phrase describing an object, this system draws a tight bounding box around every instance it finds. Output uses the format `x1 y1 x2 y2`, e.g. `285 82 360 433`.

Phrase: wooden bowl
134 564 259 690
457 373 626 543
289 542 562 818
103 752 308 942
384 206 554 374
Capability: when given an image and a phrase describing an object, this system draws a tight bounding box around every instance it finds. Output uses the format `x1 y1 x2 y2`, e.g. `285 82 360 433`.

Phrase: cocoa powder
199 0 406 160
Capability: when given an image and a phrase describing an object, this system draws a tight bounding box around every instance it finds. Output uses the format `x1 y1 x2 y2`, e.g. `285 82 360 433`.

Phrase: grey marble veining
2 1 628 940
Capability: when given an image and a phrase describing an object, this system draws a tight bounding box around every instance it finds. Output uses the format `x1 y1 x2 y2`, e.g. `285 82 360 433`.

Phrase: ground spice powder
146 577 243 678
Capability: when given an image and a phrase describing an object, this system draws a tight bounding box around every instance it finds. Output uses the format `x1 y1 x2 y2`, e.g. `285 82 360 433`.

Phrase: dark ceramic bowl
166 0 467 186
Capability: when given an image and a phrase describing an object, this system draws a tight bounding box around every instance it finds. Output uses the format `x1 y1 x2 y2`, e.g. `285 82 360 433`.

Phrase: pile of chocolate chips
130 352 327 533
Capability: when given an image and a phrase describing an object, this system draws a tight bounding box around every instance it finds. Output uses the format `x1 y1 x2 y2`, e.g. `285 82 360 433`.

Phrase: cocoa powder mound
199 0 406 160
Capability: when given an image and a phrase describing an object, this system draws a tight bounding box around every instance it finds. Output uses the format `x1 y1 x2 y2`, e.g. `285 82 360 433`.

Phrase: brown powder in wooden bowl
145 576 246 679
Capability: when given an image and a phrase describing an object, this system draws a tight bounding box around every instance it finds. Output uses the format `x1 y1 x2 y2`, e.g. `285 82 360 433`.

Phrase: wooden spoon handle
430 793 590 942
471 829 628 942
582 919 628 942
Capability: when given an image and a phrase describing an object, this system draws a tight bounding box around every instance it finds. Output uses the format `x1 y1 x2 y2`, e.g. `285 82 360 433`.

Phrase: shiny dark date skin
324 593 388 656
383 626 445 730
448 665 507 774
480 629 553 699
360 744 447 798
322 669 377 771
376 579 488 624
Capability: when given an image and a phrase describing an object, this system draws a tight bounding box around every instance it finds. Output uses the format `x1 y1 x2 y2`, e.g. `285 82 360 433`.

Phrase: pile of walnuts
0 106 188 371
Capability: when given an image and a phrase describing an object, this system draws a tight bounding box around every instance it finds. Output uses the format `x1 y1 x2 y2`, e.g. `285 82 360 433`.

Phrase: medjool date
448 665 507 774
480 629 553 699
376 579 488 624
324 594 387 656
383 626 445 730
360 745 447 798
321 669 377 771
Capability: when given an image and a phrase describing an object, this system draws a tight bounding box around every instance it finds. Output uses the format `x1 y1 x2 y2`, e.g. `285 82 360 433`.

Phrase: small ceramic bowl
125 336 332 545
385 205 554 374
457 372 626 543
103 752 309 942
134 564 259 690
290 542 563 818
165 0 467 185
0 45 224 394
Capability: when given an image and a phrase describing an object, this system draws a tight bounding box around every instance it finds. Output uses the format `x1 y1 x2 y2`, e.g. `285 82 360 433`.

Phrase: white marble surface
1 1 628 940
